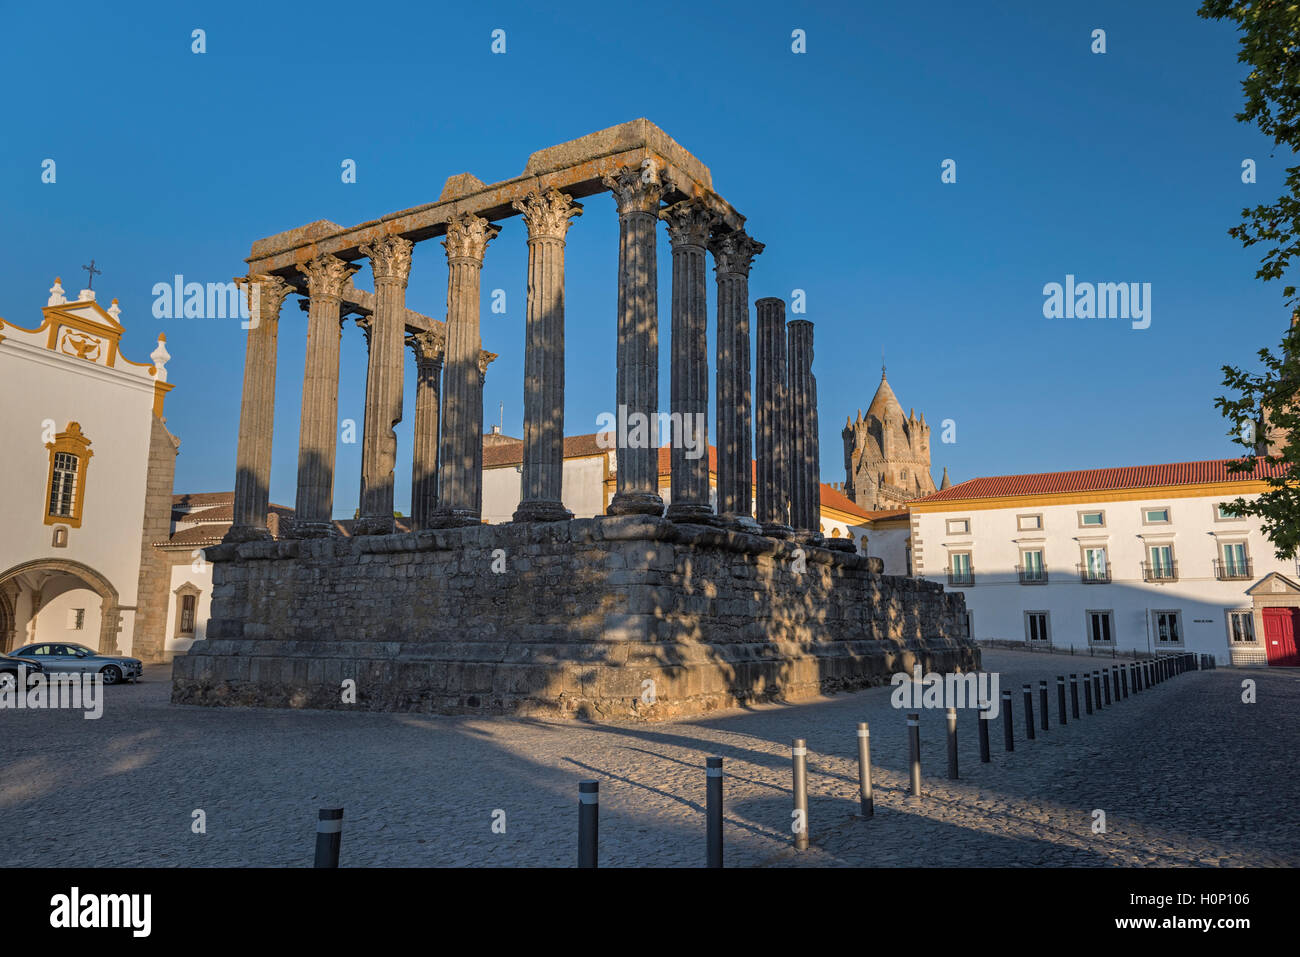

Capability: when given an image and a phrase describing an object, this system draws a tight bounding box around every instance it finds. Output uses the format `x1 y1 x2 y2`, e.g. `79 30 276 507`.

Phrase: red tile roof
914 457 1289 504
818 483 875 521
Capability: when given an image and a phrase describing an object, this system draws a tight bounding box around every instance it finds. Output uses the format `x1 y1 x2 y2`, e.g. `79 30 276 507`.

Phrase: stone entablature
172 516 974 720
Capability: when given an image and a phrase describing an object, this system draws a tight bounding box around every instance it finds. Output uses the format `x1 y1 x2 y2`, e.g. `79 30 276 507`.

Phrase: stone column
355 237 413 535
408 330 444 530
475 350 497 516
604 166 664 516
709 229 764 528
661 199 716 522
512 187 582 523
787 319 822 542
226 274 293 542
432 214 499 527
292 254 358 537
756 297 791 537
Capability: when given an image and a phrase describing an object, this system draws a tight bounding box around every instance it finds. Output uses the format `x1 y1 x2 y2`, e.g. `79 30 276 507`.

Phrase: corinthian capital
513 187 583 241
443 214 500 263
477 349 497 384
360 236 414 286
407 329 446 367
236 273 295 319
709 230 765 277
602 165 663 217
660 200 718 248
298 253 360 302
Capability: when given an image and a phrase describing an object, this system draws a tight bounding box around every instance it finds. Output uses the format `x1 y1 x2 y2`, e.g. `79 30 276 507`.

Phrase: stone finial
443 213 500 263
299 253 360 301
151 333 171 382
660 199 718 247
512 187 583 241
360 236 414 286
709 229 765 276
78 289 96 302
107 298 122 323
602 165 663 216
47 277 67 306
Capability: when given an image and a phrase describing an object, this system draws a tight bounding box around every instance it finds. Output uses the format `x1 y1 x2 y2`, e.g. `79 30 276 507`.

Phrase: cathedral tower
842 369 940 509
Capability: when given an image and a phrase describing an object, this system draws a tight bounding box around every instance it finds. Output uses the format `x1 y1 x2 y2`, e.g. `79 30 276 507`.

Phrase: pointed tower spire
940 467 951 490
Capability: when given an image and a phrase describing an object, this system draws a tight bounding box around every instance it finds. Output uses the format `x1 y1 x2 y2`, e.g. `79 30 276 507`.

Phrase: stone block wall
171 515 976 720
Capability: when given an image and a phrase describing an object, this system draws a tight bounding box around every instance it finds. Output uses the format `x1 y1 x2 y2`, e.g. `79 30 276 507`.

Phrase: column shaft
433 214 499 526
710 230 764 526
756 297 790 535
355 237 413 535
787 319 821 539
227 274 292 542
662 200 715 521
604 167 664 516
293 255 357 536
409 331 444 529
513 188 581 522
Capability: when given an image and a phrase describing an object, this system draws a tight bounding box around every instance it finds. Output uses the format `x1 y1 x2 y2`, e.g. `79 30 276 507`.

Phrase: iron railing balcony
947 567 975 587
1077 563 1111 584
1213 558 1253 581
1016 564 1049 584
1141 561 1179 583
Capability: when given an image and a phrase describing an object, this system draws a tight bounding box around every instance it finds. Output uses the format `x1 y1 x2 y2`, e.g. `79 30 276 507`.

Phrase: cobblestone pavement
1 651 1295 867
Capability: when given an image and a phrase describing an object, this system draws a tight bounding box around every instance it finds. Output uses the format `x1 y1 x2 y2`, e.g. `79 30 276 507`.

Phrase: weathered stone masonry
175 119 978 720
173 516 973 719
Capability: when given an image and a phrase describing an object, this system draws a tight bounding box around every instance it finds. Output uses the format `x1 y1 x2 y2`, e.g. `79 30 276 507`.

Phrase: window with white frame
1143 507 1171 524
1152 610 1183 645
945 518 970 535
1227 610 1255 643
1025 611 1050 643
1087 610 1114 643
1017 514 1042 531
1078 510 1105 528
49 452 79 518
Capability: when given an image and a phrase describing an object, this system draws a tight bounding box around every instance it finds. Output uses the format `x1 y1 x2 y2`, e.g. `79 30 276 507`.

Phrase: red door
1263 608 1300 667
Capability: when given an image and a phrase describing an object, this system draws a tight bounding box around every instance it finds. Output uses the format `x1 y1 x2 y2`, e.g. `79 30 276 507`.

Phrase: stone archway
0 559 122 655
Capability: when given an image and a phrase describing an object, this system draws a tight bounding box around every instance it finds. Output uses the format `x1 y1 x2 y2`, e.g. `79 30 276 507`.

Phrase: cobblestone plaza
2 651 1294 867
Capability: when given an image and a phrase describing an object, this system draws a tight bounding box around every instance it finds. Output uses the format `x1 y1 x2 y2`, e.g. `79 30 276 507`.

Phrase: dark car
0 652 45 690
8 643 142 685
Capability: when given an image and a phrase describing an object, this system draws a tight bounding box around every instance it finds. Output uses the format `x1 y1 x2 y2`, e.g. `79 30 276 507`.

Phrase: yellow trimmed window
44 422 93 528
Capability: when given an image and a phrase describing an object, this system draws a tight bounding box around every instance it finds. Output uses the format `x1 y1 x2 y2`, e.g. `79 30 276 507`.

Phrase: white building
0 278 178 660
909 459 1299 666
480 429 910 569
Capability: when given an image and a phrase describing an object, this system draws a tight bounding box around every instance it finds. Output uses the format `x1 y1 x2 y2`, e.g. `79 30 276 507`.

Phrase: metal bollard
908 714 923 797
978 703 991 762
578 781 599 868
1093 671 1103 710
1084 675 1094 715
1039 680 1049 731
792 739 809 850
1057 675 1067 725
1070 674 1080 719
1002 690 1014 752
1022 684 1035 740
1121 664 1129 699
1112 667 1121 702
1102 668 1112 706
857 723 874 818
706 757 723 868
313 808 343 868
946 707 959 779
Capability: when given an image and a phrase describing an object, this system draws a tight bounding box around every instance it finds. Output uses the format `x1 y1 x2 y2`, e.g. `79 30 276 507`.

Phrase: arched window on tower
44 423 93 529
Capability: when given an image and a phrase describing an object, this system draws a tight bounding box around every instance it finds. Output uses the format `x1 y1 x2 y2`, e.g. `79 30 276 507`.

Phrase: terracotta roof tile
913 457 1290 504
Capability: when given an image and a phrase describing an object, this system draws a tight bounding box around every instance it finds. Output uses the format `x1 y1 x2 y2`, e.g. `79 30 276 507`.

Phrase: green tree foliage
1202 0 1300 558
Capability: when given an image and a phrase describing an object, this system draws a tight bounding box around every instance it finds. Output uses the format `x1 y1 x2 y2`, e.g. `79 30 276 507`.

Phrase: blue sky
0 0 1286 514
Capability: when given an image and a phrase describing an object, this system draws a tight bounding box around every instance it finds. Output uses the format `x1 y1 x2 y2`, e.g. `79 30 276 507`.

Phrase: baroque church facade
841 369 947 510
